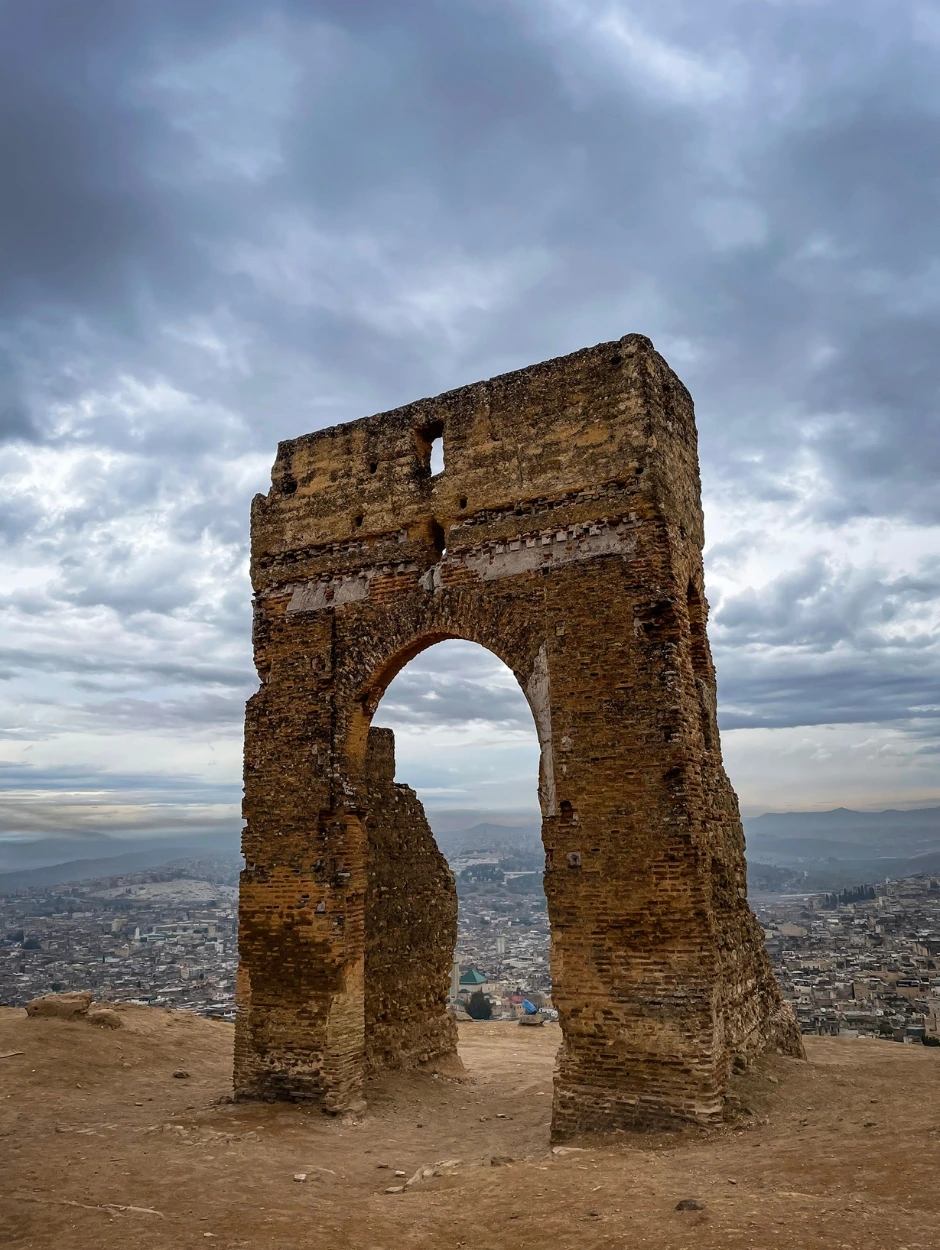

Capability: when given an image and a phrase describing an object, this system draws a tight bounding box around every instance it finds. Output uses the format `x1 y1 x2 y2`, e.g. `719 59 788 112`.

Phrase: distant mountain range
0 846 237 893
0 831 241 873
432 822 542 858
3 806 938 896
0 832 241 894
743 806 940 890
745 805 940 848
0 822 544 893
435 808 940 892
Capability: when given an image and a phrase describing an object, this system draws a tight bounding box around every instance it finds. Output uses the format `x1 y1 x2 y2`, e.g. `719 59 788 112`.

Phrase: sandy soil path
2 1005 938 1249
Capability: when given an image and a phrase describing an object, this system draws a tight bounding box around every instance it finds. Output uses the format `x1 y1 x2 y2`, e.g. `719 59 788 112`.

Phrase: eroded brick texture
363 727 458 1074
234 333 804 1136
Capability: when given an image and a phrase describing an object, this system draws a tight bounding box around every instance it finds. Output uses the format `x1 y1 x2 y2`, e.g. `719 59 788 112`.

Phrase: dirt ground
2 1004 939 1250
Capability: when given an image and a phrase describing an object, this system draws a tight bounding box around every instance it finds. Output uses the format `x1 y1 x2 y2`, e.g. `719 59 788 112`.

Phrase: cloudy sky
0 0 938 848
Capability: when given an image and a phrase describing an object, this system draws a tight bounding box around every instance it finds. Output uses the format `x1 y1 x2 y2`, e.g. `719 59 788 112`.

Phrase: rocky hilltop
1 1001 938 1249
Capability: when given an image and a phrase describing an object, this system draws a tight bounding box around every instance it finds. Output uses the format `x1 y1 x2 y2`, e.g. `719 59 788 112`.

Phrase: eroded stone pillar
363 727 458 1073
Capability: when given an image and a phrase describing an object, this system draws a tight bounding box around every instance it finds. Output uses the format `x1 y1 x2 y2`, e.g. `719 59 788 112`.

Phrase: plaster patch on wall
526 641 557 818
287 573 374 614
419 564 441 594
417 517 639 598
285 519 638 612
460 518 638 583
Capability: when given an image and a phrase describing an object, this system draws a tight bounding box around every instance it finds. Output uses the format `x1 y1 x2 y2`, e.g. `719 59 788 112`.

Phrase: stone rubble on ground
25 991 93 1021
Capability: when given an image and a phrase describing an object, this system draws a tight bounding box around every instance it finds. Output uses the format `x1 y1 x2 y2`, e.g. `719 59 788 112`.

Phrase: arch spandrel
235 334 804 1138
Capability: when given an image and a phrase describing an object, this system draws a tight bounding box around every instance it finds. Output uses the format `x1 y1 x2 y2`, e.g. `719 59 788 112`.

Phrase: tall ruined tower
234 333 803 1137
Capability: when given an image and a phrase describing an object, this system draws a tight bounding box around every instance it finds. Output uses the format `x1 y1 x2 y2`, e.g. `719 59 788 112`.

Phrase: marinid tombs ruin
235 333 803 1137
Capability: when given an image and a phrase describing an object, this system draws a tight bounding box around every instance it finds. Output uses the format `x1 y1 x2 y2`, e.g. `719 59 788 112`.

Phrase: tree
466 990 492 1020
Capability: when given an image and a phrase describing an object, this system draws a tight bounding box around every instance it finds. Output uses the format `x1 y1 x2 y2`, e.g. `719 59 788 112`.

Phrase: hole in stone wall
415 420 445 477
429 519 447 559
355 514 364 527
369 461 378 474
367 638 548 1078
459 497 468 511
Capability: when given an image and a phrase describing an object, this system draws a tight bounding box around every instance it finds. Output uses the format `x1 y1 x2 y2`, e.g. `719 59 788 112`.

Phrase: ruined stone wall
363 727 458 1074
234 332 803 1135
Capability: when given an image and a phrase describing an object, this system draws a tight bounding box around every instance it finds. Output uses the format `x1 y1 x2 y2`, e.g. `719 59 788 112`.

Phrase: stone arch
350 633 542 1078
234 335 803 1136
345 627 554 817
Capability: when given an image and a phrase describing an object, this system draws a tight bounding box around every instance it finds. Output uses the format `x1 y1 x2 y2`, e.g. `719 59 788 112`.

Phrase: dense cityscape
0 855 240 1020
2 850 939 1043
754 875 940 1042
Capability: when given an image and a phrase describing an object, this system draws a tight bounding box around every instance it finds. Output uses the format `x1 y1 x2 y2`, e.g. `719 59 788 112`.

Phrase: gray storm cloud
0 0 937 836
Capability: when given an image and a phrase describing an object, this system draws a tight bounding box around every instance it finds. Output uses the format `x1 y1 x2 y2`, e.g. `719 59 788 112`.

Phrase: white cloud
530 0 749 104
726 722 940 815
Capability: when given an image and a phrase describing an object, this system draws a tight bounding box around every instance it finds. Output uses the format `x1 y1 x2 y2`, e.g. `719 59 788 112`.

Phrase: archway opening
364 638 551 1073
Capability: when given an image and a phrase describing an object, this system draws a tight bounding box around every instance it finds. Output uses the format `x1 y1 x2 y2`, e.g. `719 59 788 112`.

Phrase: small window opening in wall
459 497 467 510
414 420 445 477
355 514 364 528
369 461 378 474
429 518 446 559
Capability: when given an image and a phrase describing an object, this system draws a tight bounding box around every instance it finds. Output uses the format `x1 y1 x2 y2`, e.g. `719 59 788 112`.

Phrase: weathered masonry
235 333 803 1137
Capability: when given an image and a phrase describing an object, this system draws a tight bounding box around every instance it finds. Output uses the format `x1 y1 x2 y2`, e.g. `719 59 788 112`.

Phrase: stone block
25 991 93 1021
